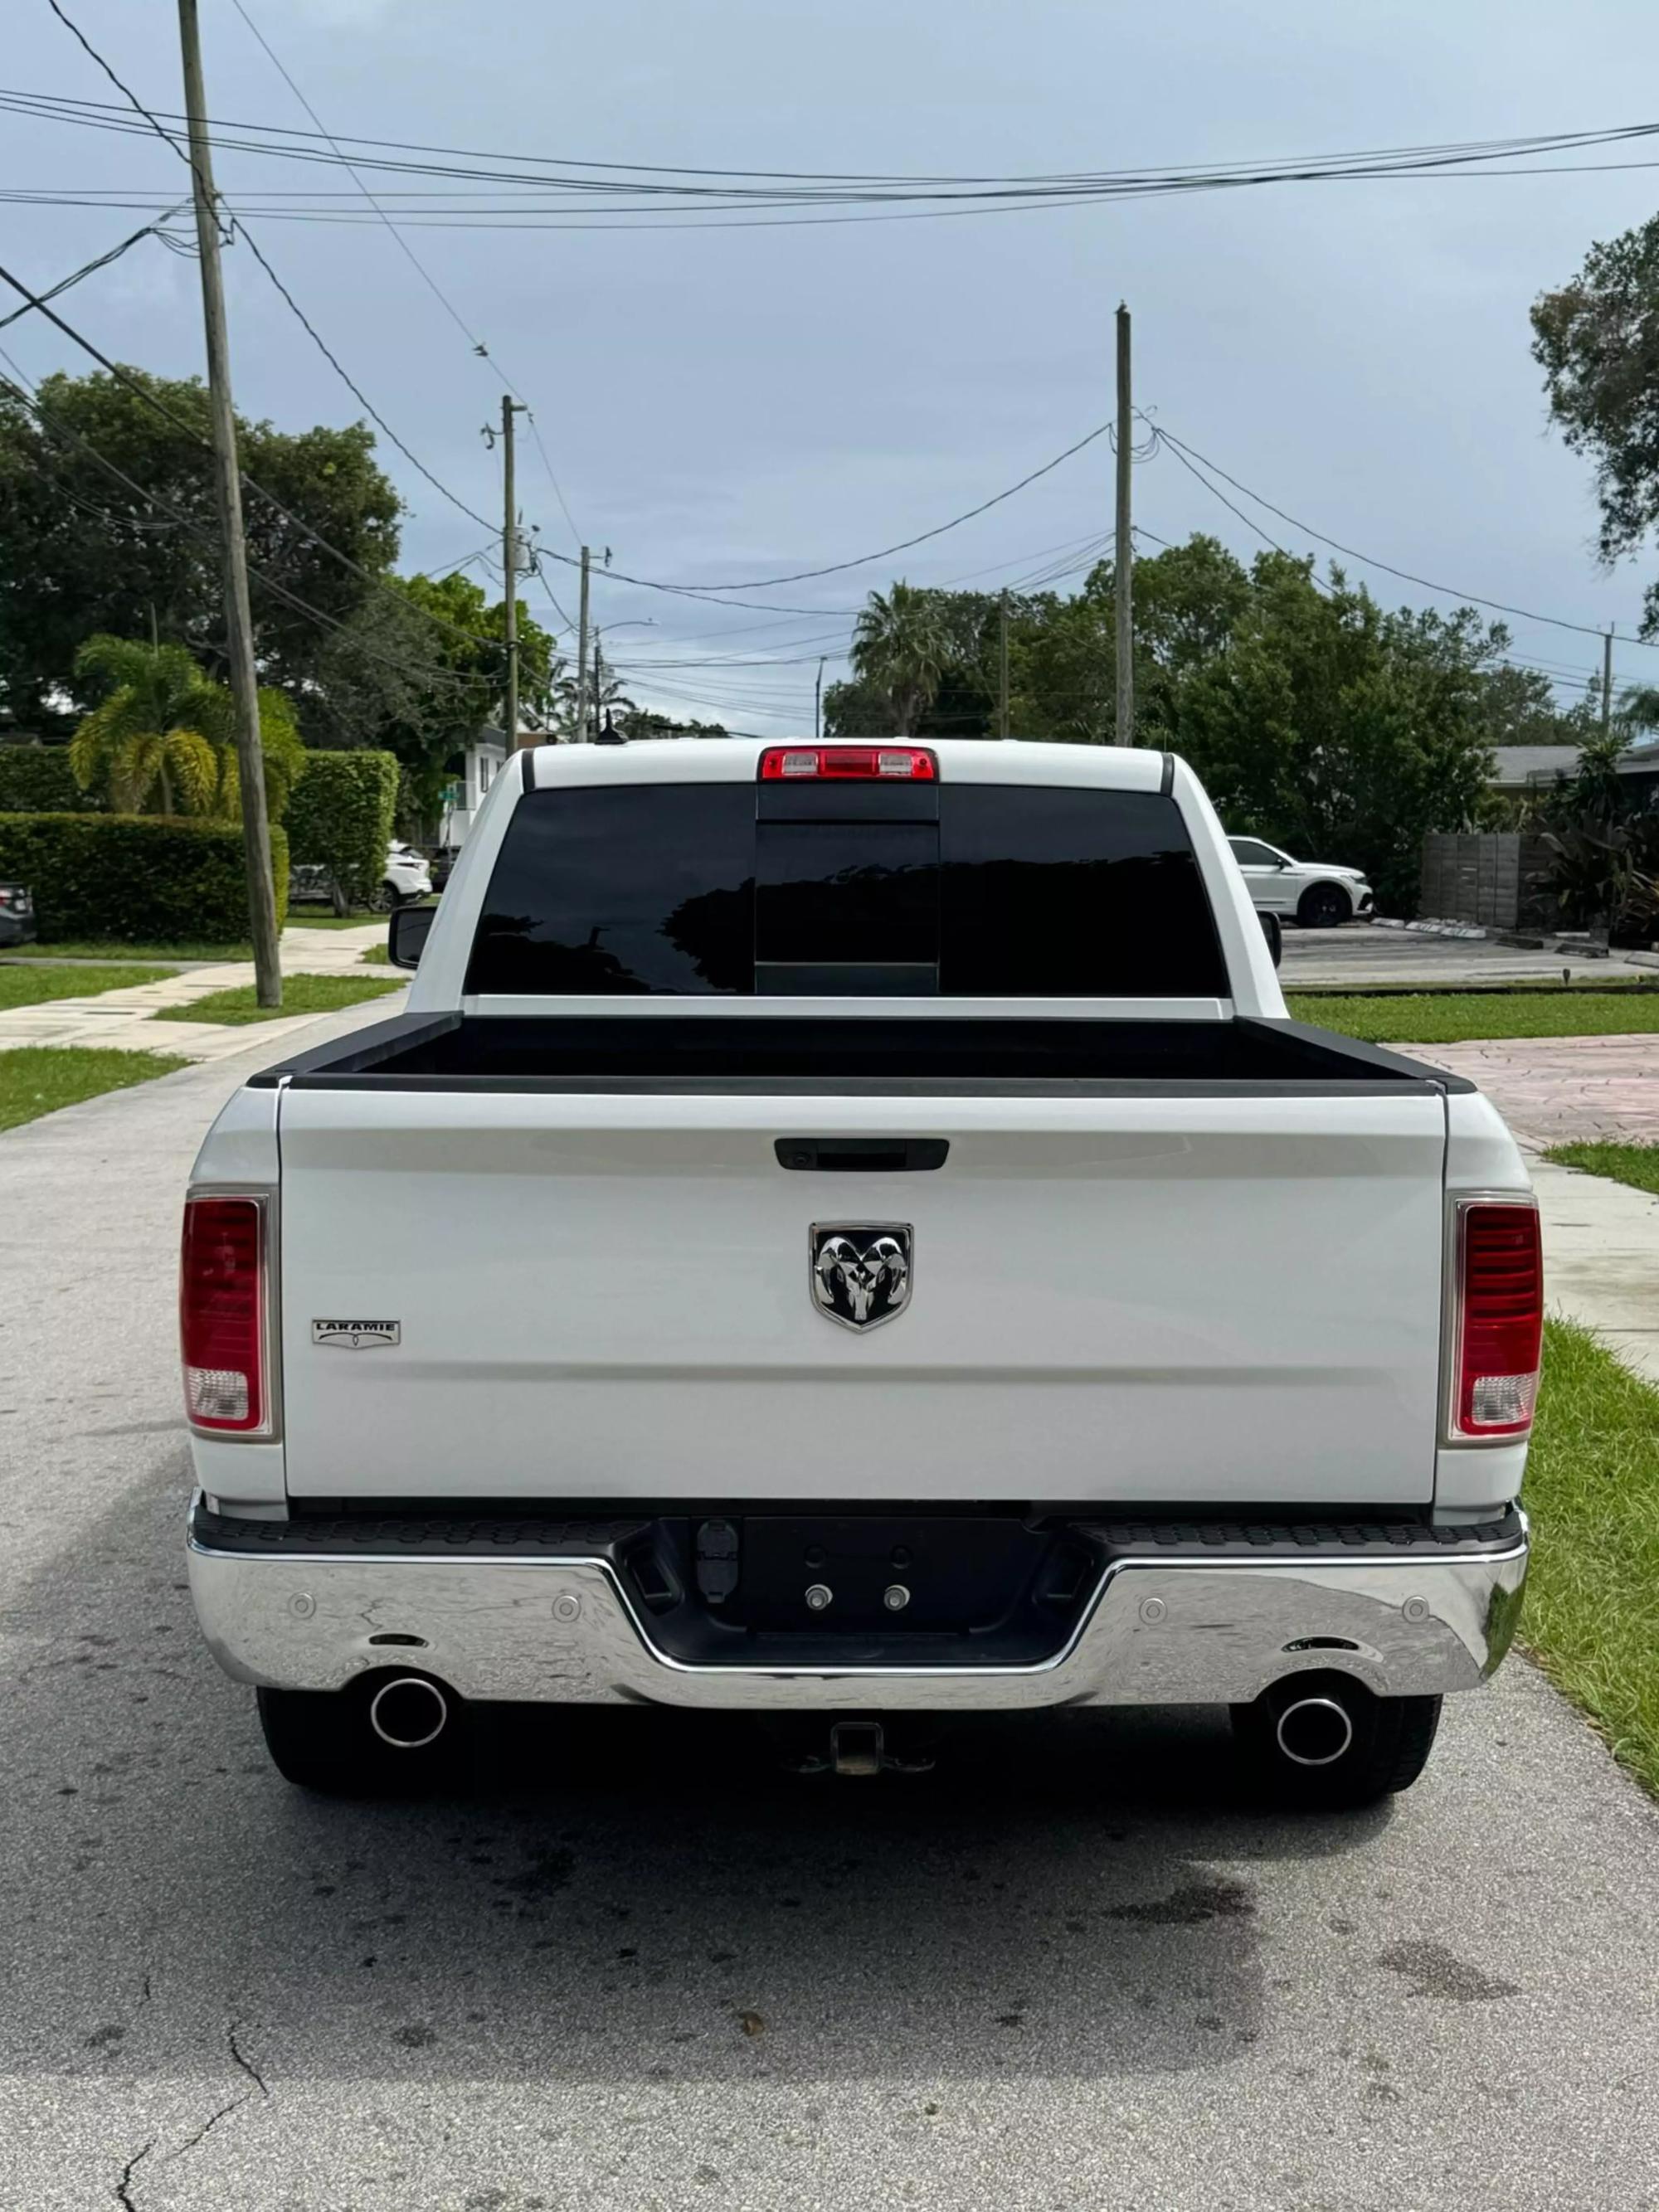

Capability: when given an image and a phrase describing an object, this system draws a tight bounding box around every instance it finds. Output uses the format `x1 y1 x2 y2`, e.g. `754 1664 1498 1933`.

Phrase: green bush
0 747 98 813
285 751 398 905
0 813 289 943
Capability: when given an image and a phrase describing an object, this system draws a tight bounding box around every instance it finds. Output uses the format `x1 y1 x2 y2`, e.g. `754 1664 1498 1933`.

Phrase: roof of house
1491 745 1583 787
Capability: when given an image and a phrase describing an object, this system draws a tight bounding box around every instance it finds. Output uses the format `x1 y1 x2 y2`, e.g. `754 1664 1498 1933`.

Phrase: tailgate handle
775 1137 948 1173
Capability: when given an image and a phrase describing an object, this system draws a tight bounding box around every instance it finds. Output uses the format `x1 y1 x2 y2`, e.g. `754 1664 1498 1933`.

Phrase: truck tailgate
275 1089 1447 1506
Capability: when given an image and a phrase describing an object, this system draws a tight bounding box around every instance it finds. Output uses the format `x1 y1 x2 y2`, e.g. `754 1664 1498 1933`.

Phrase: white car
372 841 433 913
182 738 1535 1811
1227 837 1374 928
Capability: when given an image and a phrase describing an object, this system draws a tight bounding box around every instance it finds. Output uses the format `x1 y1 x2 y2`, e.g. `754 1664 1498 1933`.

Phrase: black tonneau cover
249 1011 1469 1096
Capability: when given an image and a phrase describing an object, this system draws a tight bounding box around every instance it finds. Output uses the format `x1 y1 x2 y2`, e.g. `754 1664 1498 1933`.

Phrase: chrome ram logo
809 1223 913 1331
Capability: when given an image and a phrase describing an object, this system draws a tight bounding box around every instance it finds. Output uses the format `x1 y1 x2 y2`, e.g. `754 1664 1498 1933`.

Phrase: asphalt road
4 1022 1659 2211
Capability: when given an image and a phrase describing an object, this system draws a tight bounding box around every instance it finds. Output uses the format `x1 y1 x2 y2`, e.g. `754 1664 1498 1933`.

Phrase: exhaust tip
1274 1694 1355 1768
368 1675 449 1751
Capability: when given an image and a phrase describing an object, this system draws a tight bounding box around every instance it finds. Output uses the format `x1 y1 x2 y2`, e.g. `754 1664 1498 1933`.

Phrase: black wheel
367 881 401 916
1297 882 1351 930
1230 1674 1442 1808
256 1675 466 1796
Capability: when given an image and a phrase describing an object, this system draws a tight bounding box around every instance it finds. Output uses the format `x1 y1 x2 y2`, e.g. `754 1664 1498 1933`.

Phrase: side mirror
388 903 435 970
1258 910 1282 968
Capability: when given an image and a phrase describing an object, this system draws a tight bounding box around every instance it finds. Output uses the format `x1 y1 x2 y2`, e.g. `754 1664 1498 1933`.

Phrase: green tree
849 582 951 734
0 368 401 724
1618 682 1659 740
1531 217 1659 636
1174 557 1496 912
68 634 304 820
616 709 731 740
302 571 559 826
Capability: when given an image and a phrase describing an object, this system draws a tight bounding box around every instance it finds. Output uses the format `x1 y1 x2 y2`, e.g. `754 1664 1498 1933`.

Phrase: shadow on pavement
1 1458 1390 2093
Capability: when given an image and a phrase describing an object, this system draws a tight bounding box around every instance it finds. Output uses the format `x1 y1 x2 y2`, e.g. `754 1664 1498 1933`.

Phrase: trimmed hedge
0 813 289 943
286 750 398 906
0 746 98 813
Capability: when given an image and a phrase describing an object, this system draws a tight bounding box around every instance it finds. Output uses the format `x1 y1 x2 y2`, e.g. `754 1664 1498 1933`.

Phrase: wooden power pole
1115 302 1134 748
815 656 825 741
999 590 1011 740
1603 626 1615 737
574 545 592 745
177 0 280 1005
500 396 528 750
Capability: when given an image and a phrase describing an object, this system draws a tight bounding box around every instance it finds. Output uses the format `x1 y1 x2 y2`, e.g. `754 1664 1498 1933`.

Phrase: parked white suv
1227 837 1374 928
373 841 432 913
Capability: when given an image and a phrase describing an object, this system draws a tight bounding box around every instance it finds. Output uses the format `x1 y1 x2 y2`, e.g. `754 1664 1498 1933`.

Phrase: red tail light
180 1195 267 1434
759 745 937 782
1451 1200 1543 1438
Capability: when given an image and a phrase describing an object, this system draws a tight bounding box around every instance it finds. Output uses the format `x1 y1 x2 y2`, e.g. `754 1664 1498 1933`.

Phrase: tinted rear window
939 786 1226 995
468 785 755 994
468 780 1225 997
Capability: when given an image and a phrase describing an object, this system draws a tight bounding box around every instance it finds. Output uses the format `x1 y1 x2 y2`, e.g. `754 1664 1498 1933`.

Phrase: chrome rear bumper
187 1504 1527 1713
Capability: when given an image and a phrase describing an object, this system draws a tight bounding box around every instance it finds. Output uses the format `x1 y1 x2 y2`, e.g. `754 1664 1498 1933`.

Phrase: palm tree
69 634 304 819
850 582 950 735
1618 683 1659 743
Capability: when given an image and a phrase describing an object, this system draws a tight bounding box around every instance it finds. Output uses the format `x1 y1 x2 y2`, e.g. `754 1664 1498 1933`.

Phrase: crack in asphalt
227 2020 270 2098
113 2141 152 2210
113 2023 270 2207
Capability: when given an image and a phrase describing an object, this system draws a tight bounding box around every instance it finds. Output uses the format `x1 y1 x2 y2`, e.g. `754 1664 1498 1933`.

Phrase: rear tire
1297 882 1351 929
367 881 401 915
256 1677 466 1796
1230 1675 1442 1808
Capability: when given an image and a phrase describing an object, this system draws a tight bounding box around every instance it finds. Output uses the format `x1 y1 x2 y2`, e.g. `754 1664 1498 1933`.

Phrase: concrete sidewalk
1530 1154 1659 1385
0 921 399 1062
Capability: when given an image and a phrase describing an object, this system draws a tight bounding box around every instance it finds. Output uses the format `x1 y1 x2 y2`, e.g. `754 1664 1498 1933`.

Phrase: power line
1151 421 1659 649
0 211 190 330
8 83 1657 215
222 0 581 545
545 419 1113 600
40 0 504 537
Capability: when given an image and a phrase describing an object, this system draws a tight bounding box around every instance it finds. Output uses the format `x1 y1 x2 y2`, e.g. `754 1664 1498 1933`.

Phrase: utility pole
574 545 592 746
1115 301 1134 748
815 656 825 741
177 0 280 1005
593 630 604 741
998 590 1010 741
500 395 528 751
1603 625 1615 737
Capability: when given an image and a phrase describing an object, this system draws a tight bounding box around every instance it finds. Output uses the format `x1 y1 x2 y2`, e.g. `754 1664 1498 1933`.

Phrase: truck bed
255 1010 1465 1096
261 1009 1458 1510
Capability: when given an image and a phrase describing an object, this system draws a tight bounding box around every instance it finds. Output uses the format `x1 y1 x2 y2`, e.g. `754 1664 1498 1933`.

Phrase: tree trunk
158 760 175 815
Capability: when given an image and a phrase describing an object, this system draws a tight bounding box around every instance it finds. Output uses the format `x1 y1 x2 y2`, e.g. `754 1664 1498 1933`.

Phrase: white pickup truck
182 738 1539 1807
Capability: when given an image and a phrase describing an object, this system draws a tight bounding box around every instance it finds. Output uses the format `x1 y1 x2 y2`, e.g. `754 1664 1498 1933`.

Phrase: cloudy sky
7 0 1659 732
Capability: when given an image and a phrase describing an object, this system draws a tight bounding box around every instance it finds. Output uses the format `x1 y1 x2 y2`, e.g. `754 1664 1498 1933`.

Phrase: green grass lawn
152 972 405 1027
1523 1320 1659 1798
0 1045 190 1132
2 939 249 965
1541 1140 1659 1198
1289 990 1659 1044
358 943 392 965
285 912 383 929
0 961 170 1010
